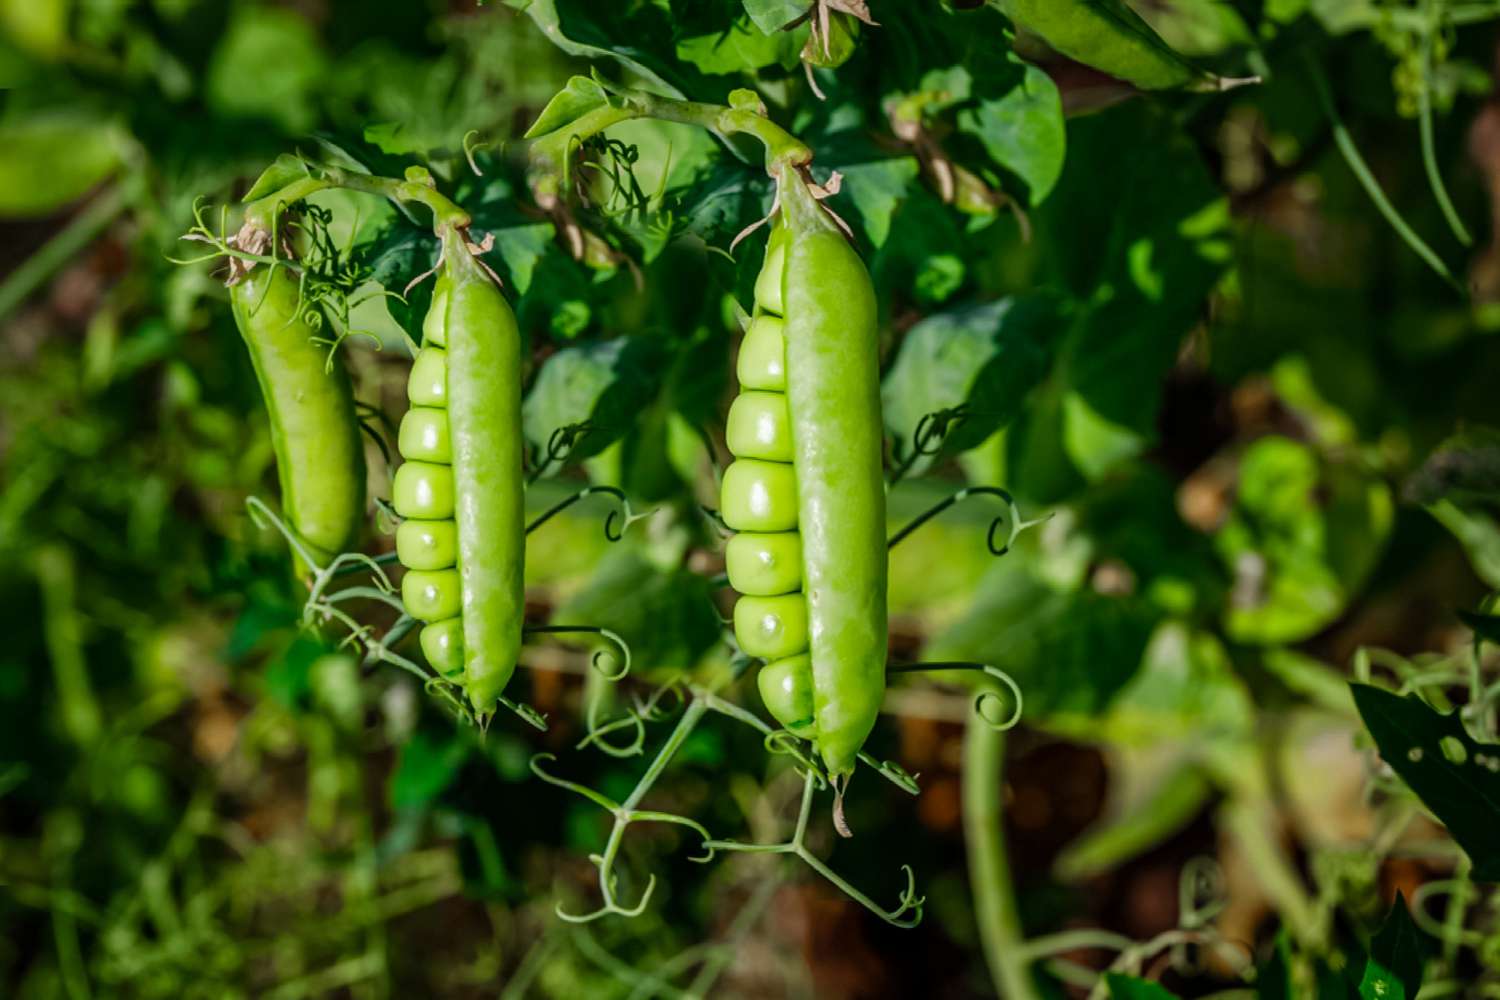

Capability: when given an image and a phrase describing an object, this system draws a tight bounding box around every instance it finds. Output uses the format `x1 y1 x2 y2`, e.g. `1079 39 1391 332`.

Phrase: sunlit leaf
1351 683 1500 880
1357 891 1429 1000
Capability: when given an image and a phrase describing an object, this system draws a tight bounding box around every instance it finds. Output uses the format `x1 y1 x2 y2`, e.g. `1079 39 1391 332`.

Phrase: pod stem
623 92 812 172
528 88 813 202
243 168 470 235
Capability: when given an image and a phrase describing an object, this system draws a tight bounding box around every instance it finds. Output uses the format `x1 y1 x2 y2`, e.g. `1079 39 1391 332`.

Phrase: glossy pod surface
230 257 365 567
393 233 526 711
721 191 887 778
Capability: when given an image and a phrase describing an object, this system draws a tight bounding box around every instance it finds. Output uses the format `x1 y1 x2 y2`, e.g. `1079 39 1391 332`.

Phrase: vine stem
242 168 470 233
529 87 812 201
1218 795 1323 950
1418 0 1472 246
1303 52 1463 294
963 714 1040 1000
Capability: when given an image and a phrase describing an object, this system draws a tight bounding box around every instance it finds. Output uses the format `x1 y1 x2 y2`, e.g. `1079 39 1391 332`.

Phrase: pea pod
994 0 1217 92
393 229 525 713
229 226 365 568
722 174 887 778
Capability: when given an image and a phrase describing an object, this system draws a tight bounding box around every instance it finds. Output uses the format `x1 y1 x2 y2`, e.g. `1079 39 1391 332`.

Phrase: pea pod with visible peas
392 226 527 714
721 169 887 781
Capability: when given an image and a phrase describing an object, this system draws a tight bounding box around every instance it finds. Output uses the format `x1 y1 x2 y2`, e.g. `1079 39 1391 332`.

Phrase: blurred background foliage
4 0 1500 997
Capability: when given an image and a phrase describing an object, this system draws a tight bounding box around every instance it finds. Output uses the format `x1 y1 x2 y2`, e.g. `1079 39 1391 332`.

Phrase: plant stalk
964 716 1039 1000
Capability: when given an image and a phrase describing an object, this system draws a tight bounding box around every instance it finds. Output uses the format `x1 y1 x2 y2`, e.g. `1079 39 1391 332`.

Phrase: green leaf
504 0 713 100
1458 609 1500 647
308 653 362 732
1035 102 1231 484
1406 426 1500 506
1253 928 1348 999
743 0 808 34
994 0 1207 91
1071 468 1225 618
670 159 776 287
241 153 310 204
1215 437 1393 644
926 551 1159 723
205 5 328 133
0 114 123 219
1350 683 1500 880
357 217 439 340
1256 931 1294 1000
0 0 70 61
957 51 1065 204
522 337 668 470
361 122 429 157
262 634 328 710
1072 622 1253 747
1357 891 1428 1000
554 547 722 672
1056 749 1212 880
1104 973 1180 999
453 170 558 295
813 132 919 248
881 295 1059 473
1424 500 1500 590
390 730 472 811
676 16 801 75
870 189 972 307
524 75 612 139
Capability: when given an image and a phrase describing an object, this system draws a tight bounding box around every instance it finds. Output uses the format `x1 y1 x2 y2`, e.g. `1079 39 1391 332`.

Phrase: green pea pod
994 0 1213 92
723 174 886 778
394 229 525 713
229 238 365 569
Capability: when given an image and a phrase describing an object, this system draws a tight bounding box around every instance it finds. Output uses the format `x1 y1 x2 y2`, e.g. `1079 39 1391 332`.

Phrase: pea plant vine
148 2 1500 995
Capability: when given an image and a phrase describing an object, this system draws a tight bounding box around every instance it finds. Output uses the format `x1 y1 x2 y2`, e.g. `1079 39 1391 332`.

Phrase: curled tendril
763 730 829 787
531 752 620 811
524 625 632 681
555 873 657 924
526 485 650 542
579 697 648 758
913 405 968 457
1178 857 1227 929
855 752 921 796
498 694 550 732
1412 878 1487 947
462 129 492 177
576 134 650 218
532 742 716 923
888 486 1047 558
530 421 595 482
578 677 690 759
422 673 477 725
888 405 969 484
889 864 926 926
888 661 1024 731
